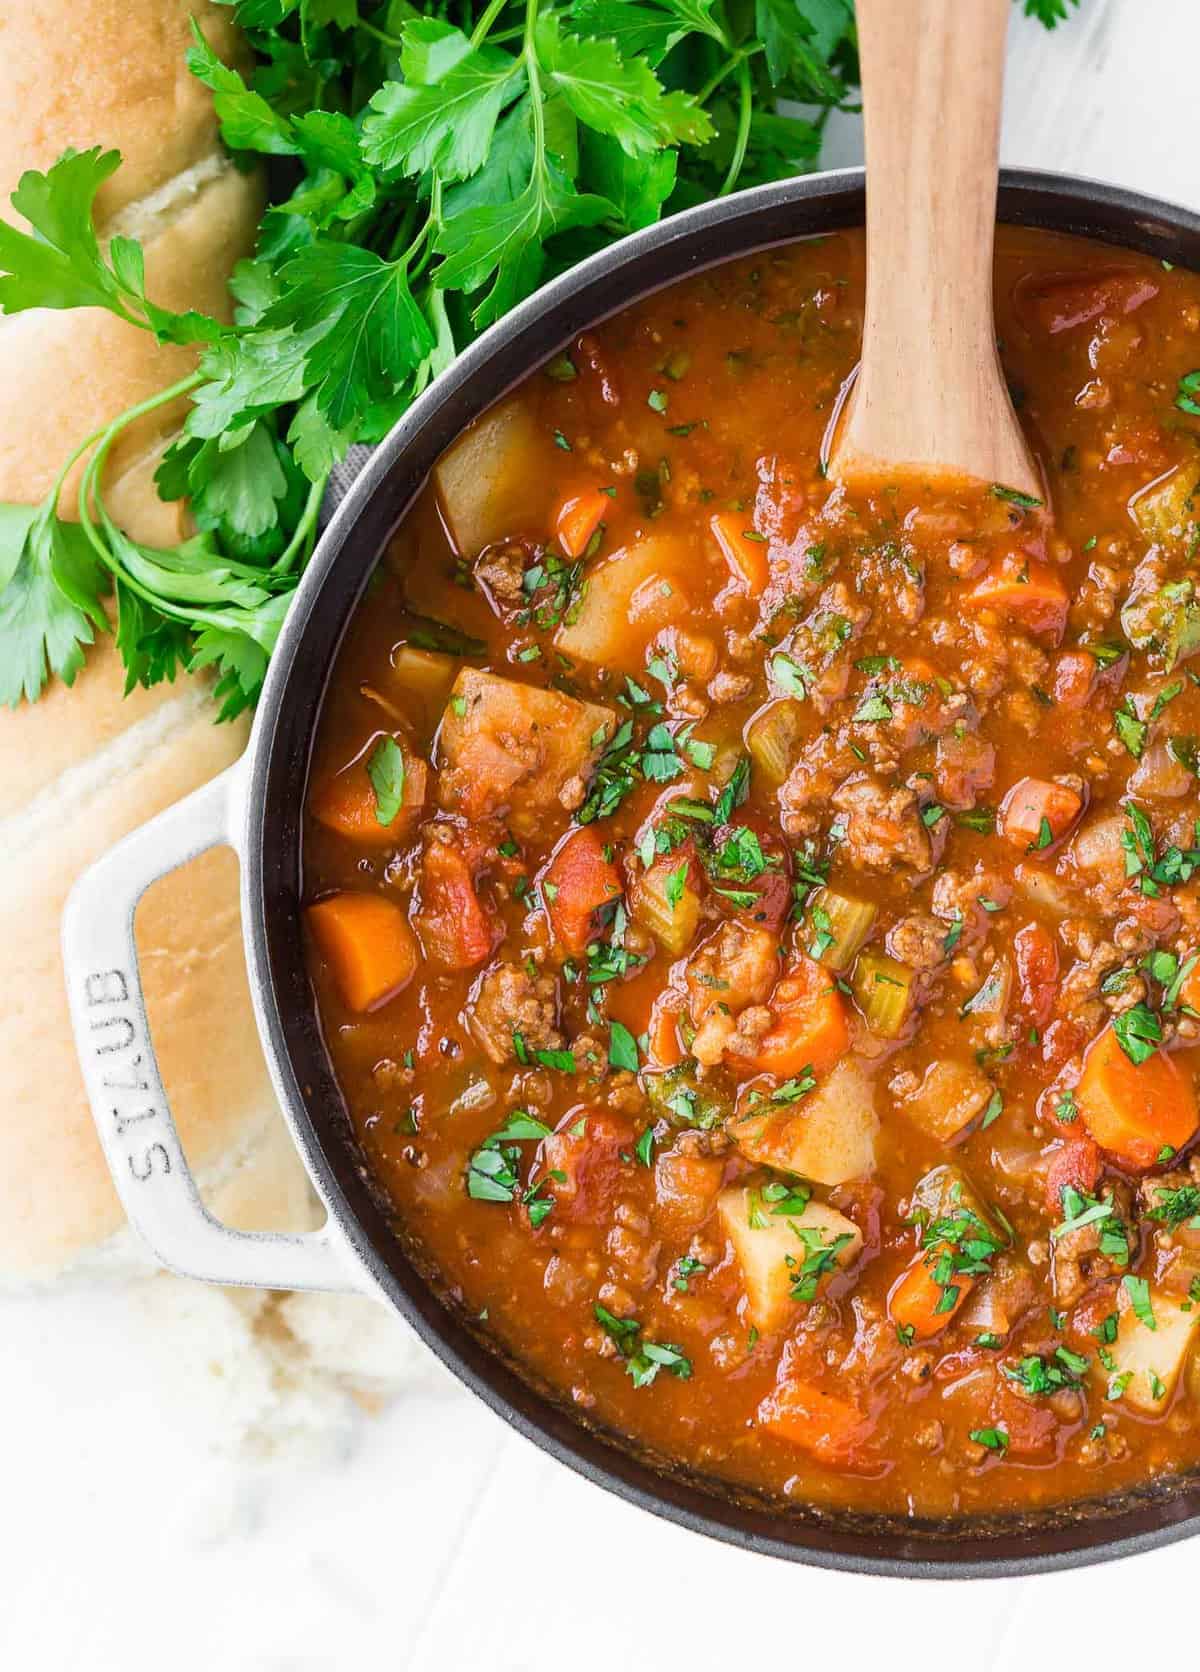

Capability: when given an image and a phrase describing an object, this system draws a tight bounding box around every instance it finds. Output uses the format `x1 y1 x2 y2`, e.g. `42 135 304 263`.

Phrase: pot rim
241 165 1200 1577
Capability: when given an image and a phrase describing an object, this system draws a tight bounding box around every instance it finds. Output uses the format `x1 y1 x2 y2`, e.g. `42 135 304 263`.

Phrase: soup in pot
302 225 1200 1518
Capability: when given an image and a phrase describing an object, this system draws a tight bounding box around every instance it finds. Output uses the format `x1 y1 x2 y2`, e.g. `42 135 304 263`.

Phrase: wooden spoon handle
834 0 1040 497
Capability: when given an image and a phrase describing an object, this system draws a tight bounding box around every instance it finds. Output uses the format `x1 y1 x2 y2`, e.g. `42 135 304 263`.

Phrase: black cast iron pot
64 167 1200 1578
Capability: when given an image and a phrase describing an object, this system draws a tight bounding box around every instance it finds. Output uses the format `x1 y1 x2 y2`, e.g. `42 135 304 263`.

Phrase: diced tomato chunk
645 990 686 1069
999 777 1084 851
543 827 622 955
1051 650 1099 710
1014 921 1059 1030
1042 1134 1102 1216
1019 268 1159 335
538 1110 635 1222
991 1380 1060 1460
414 829 498 969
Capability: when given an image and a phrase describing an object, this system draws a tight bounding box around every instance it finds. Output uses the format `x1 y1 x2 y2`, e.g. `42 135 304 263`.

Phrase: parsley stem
73 371 204 612
695 44 763 108
470 0 509 47
719 58 754 197
523 0 546 163
270 473 327 576
356 19 404 48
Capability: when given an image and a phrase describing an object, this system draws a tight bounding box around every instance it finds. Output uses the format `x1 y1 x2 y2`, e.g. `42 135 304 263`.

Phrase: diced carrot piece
555 489 610 559
646 990 686 1069
757 1377 873 1465
543 827 622 955
963 557 1069 641
538 1110 635 1223
1076 1025 1198 1170
414 834 497 969
888 1248 974 1340
999 777 1083 851
309 735 427 845
1014 922 1059 1030
1042 1134 1102 1216
307 892 419 1012
728 955 849 1077
709 511 769 595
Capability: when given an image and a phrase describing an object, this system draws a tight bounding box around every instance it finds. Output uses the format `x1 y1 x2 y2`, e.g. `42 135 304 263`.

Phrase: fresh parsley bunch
0 0 1078 718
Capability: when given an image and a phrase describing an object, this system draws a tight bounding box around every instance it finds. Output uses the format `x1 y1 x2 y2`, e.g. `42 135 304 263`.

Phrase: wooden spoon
829 0 1041 500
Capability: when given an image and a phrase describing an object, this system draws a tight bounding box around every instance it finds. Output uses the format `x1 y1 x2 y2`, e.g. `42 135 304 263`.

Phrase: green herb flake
366 735 405 826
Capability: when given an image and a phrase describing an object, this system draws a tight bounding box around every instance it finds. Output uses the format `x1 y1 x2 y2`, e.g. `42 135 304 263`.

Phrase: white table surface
6 4 1200 1666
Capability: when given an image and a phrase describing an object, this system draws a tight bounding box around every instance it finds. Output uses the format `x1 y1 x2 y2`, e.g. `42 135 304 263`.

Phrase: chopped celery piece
746 698 805 784
633 855 702 956
809 886 877 972
852 951 915 1037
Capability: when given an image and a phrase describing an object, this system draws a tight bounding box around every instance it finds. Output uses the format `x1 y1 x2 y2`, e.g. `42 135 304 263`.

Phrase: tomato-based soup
303 226 1200 1519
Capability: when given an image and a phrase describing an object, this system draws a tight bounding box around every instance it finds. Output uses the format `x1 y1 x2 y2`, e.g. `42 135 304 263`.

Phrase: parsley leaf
366 736 406 826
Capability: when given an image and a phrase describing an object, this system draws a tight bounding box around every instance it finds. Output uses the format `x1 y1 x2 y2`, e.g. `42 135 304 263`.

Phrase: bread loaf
0 0 319 1280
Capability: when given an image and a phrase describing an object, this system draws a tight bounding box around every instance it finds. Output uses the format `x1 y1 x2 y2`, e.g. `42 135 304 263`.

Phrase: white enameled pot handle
61 762 362 1293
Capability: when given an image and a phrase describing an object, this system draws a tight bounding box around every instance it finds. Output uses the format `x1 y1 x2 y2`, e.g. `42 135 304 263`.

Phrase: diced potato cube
434 398 546 557
556 536 692 668
719 1185 862 1331
392 646 458 704
896 1058 995 1143
730 1057 878 1185
1130 464 1200 553
1099 1282 1200 1414
437 669 615 837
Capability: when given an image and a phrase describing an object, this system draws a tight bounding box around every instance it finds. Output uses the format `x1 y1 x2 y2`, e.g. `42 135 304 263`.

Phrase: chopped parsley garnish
1112 1001 1162 1065
853 693 893 723
761 1179 813 1214
1054 1088 1079 1124
609 1020 640 1074
366 736 405 827
1123 1274 1157 1331
466 1111 552 1204
918 1207 1005 1314
1052 1187 1129 1265
989 484 1043 509
771 653 808 697
786 1227 855 1302
593 1305 691 1389
1114 699 1147 760
970 1427 1009 1453
1146 1184 1200 1228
